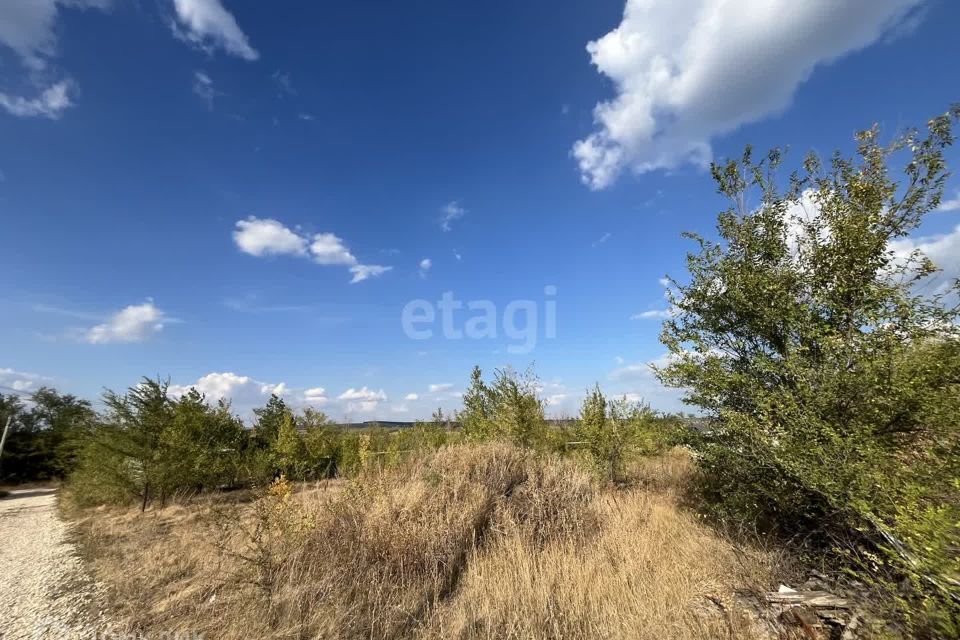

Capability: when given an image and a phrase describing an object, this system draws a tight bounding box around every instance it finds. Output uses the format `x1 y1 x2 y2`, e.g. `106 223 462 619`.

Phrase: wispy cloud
192 71 216 110
272 70 297 96
592 232 611 247
631 277 675 320
0 366 53 393
0 0 109 71
170 0 259 60
936 191 960 213
349 264 392 283
440 201 466 232
631 309 671 320
223 294 310 314
0 81 73 119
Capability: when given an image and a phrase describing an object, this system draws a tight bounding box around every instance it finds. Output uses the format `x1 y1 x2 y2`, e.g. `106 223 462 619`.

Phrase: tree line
1 369 678 507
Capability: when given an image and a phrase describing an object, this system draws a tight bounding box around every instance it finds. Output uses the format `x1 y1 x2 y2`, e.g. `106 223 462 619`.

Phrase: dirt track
0 489 112 639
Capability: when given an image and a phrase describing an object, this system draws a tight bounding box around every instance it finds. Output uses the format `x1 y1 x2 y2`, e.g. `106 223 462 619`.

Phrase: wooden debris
765 590 851 608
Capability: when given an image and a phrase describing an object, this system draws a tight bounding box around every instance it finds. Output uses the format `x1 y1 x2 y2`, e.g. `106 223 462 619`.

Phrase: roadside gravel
0 489 113 639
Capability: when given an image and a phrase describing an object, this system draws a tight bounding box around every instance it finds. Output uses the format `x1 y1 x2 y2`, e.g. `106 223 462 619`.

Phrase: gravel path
0 489 113 639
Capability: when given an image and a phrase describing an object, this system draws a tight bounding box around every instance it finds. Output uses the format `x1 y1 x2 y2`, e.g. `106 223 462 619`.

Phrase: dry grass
66 445 785 640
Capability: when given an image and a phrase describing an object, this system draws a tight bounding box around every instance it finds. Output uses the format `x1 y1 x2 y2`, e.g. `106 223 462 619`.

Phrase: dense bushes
658 107 960 633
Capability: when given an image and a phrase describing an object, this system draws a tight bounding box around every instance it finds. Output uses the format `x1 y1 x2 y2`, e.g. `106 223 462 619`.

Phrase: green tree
460 365 495 441
460 366 546 446
490 367 546 447
272 413 307 478
0 388 95 481
29 387 97 476
78 378 175 510
657 108 960 623
253 394 291 449
576 386 658 483
300 407 338 478
163 390 246 492
0 393 28 480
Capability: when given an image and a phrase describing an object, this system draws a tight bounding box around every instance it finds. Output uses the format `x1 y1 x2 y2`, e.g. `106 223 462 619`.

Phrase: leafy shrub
575 385 665 483
460 366 546 446
657 107 960 631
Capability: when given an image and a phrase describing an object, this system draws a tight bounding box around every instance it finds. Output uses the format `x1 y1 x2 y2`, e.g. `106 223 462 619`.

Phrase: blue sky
1 0 959 420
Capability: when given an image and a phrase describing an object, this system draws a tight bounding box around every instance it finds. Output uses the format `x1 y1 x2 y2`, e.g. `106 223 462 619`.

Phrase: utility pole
0 415 12 474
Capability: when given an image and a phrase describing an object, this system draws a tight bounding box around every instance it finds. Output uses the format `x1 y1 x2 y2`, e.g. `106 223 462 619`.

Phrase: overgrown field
66 444 783 640
11 108 960 638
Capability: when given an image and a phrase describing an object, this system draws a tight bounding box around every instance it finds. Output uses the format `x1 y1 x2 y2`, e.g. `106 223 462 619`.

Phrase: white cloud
83 300 169 344
776 190 959 295
259 381 289 396
233 217 391 283
606 353 686 412
545 393 568 407
338 387 388 402
428 383 454 393
440 201 466 232
573 0 923 189
0 0 108 71
303 387 328 405
0 81 73 119
937 192 960 213
889 224 960 295
0 367 52 393
0 1 107 118
168 372 255 403
632 276 677 319
404 393 419 401
608 362 650 382
233 217 307 257
170 0 258 60
349 264 392 283
453 249 462 261
338 386 388 414
419 258 432 278
192 70 215 109
168 373 336 417
310 233 357 265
